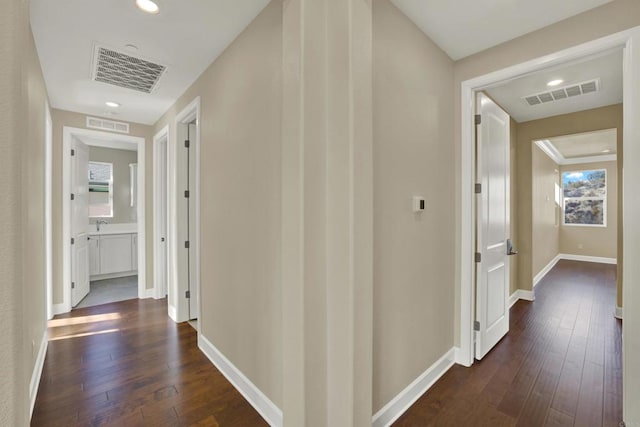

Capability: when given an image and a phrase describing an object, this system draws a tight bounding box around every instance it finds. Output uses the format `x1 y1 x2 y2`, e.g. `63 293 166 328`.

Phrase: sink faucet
96 219 108 232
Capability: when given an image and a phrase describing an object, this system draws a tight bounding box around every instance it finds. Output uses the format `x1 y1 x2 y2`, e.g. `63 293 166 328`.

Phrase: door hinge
475 114 481 125
70 193 75 201
184 140 190 148
71 149 75 156
71 282 75 289
184 240 190 249
71 237 75 245
475 252 481 263
474 320 480 331
184 190 190 198
185 290 191 298
475 183 482 194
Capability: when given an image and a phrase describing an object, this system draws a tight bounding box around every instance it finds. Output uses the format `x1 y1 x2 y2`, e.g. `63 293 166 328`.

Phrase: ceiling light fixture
601 149 611 153
135 0 159 14
547 79 564 87
105 101 120 108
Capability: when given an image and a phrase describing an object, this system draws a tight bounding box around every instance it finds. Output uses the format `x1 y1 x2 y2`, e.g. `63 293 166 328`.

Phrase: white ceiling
31 0 270 125
535 128 617 165
390 0 614 60
485 49 622 122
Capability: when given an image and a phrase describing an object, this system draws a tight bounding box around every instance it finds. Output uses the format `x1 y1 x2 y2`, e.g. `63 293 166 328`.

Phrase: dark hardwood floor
396 260 622 426
32 298 268 426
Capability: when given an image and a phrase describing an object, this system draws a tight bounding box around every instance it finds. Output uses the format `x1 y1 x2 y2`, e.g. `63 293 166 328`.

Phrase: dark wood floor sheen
32 298 268 427
395 260 622 427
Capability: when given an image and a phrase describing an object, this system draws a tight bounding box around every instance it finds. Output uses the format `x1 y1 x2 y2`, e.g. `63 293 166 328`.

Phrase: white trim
561 154 617 165
460 26 640 368
615 306 623 320
62 127 146 313
168 304 177 323
533 254 562 287
509 289 535 308
169 97 201 323
153 125 169 300
198 334 282 427
558 253 617 265
52 303 66 316
29 331 48 418
372 347 456 427
45 102 53 320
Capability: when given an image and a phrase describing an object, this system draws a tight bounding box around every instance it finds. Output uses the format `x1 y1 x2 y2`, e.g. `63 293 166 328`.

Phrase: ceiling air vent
91 45 166 93
86 116 130 134
523 79 600 106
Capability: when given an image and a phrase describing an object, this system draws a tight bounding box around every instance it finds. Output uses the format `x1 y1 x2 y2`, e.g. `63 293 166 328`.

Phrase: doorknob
507 239 518 256
161 237 165 242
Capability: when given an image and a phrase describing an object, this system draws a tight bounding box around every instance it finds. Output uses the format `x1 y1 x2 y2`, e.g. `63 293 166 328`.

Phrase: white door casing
153 128 169 299
71 138 90 307
475 93 511 360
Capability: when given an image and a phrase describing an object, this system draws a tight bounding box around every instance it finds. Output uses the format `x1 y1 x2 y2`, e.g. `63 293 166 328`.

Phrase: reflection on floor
75 276 138 309
396 260 621 426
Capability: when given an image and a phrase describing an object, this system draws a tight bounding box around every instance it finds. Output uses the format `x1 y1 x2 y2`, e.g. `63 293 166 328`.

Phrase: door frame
459 27 640 370
45 102 53 320
168 97 201 323
61 126 146 313
153 125 169 300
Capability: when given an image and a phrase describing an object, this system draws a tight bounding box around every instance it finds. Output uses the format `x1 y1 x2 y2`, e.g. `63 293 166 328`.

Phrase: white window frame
562 168 607 227
88 160 114 218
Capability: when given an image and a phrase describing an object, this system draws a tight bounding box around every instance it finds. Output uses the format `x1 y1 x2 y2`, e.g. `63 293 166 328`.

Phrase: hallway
31 299 267 426
396 260 622 426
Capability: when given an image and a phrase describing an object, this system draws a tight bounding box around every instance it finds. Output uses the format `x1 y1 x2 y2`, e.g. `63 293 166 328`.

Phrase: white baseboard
52 303 67 316
453 346 471 367
29 331 48 418
168 304 177 323
533 254 562 288
615 306 623 320
509 289 535 308
90 271 137 281
559 253 617 265
372 347 456 427
142 288 155 299
198 334 282 427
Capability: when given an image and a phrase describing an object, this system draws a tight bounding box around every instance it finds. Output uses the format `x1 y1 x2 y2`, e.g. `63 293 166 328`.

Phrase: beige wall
89 146 138 225
531 145 560 277
154 0 283 407
560 160 618 259
373 0 455 412
51 109 154 303
453 0 640 346
1 0 49 420
515 105 622 301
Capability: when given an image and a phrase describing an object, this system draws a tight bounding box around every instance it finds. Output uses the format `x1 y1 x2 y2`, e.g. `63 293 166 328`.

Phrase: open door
475 93 512 360
71 138 90 307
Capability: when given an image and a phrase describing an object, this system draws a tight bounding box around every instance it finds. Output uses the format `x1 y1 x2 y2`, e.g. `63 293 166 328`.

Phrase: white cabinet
89 232 138 278
88 235 100 276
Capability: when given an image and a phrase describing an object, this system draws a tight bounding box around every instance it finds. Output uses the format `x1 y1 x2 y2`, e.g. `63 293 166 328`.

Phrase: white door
158 137 168 297
71 139 90 307
475 93 512 360
187 123 198 319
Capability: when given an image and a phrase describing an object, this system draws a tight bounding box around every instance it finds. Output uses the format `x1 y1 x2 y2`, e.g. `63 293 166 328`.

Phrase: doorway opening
61 127 147 313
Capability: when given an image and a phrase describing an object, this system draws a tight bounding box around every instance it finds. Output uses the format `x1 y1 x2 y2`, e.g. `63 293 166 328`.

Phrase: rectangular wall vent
523 79 600 106
91 45 166 93
86 116 130 134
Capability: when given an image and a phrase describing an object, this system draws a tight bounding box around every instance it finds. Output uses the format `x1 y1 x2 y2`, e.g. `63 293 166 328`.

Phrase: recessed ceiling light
547 79 564 87
105 101 120 108
601 149 611 153
135 0 159 14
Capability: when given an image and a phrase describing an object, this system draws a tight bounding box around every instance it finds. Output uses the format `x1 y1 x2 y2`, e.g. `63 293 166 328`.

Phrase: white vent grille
86 117 130 134
523 79 600 106
91 45 166 93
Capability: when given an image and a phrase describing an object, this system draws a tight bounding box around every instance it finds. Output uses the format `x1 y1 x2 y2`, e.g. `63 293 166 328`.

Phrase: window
88 161 113 218
562 169 606 226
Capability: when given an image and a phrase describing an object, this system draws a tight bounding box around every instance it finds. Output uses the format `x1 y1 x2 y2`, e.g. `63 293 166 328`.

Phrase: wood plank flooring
32 298 268 426
395 260 622 426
